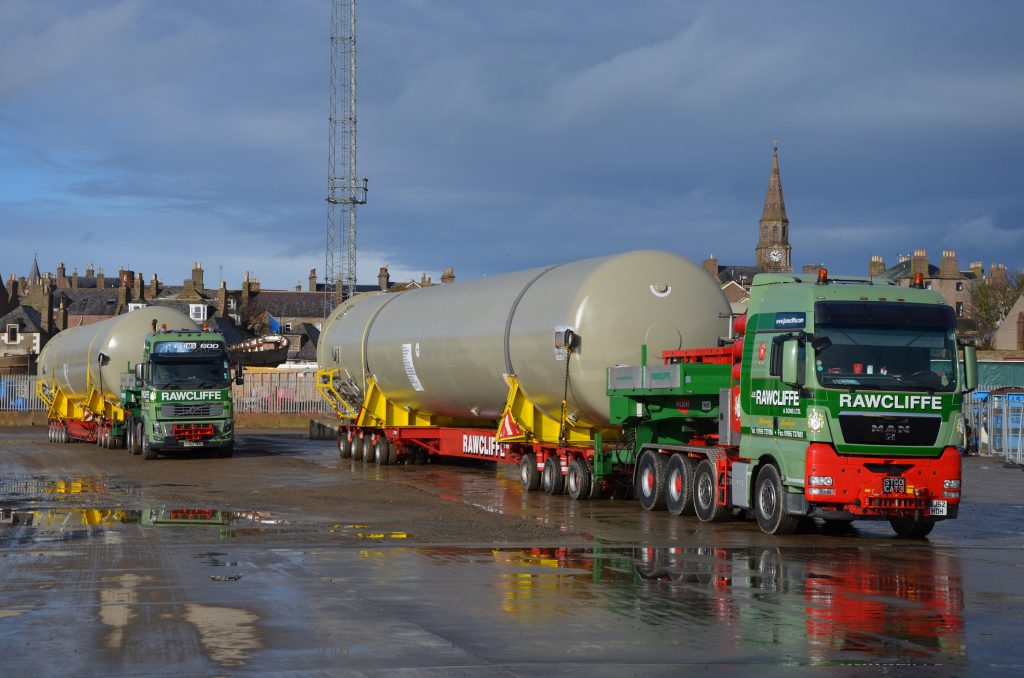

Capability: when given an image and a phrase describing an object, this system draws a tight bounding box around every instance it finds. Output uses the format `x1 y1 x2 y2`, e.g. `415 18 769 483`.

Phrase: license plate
883 477 906 494
181 440 202 448
929 500 948 516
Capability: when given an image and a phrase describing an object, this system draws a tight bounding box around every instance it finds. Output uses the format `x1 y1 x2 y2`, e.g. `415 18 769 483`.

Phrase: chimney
41 284 52 333
441 267 455 284
242 271 252 309
72 267 79 289
989 263 1008 284
134 272 144 301
378 266 390 291
938 250 959 279
86 263 94 278
868 255 886 277
295 280 302 292
96 267 105 289
56 261 68 288
910 249 928 278
308 268 317 292
701 254 720 281
150 273 160 298
0 273 9 313
218 281 228 318
192 261 205 292
55 299 68 332
970 261 984 279
117 282 128 310
8 274 19 302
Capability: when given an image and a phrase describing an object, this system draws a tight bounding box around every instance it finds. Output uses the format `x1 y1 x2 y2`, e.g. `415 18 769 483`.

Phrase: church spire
29 253 41 284
755 141 793 273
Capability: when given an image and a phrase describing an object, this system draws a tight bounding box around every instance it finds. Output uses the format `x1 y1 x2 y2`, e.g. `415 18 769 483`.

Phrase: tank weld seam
503 264 562 376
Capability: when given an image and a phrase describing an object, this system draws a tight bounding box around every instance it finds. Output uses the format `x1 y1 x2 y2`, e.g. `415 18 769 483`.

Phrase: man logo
872 424 910 441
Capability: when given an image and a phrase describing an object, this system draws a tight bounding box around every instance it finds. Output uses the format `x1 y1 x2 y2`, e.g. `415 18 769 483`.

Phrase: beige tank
37 307 199 405
318 250 730 428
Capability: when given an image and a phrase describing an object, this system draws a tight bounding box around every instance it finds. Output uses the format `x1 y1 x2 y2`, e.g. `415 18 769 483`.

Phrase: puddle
407 544 966 663
184 604 262 667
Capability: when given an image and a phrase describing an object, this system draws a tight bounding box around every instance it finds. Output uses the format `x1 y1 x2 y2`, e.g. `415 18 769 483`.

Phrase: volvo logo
872 424 910 441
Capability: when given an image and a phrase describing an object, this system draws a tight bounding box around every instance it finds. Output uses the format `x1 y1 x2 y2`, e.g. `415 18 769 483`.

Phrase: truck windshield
813 300 957 392
151 358 230 389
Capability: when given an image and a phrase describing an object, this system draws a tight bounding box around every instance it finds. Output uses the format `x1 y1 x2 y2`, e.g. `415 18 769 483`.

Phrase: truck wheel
889 516 935 538
519 453 541 491
694 458 728 522
374 439 390 465
754 464 799 535
351 433 363 460
542 456 565 495
131 423 143 455
361 436 374 464
636 450 668 511
142 435 158 460
338 434 352 459
566 458 592 500
666 454 698 516
217 444 234 459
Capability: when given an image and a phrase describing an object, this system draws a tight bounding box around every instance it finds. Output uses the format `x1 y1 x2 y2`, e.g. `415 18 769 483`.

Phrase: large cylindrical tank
318 250 729 428
38 308 199 404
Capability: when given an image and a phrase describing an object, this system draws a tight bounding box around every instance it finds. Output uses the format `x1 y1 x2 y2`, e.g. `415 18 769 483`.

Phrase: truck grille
162 403 224 418
838 414 941 446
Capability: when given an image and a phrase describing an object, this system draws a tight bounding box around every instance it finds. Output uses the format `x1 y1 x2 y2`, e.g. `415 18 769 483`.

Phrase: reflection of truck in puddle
491 545 965 661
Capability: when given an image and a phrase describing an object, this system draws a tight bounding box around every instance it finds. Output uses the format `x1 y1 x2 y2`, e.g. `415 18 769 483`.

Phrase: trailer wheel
694 458 728 522
520 453 541 491
636 450 668 511
754 464 799 535
387 442 398 465
351 433 363 460
666 454 698 516
142 435 158 460
566 458 592 500
338 434 352 459
889 516 936 539
374 438 390 465
542 456 565 495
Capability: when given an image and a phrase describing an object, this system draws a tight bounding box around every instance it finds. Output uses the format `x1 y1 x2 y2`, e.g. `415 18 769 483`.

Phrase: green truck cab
606 270 977 537
121 328 242 459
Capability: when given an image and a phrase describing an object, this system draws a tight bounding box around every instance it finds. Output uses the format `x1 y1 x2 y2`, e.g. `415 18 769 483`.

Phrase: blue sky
2 1 1022 290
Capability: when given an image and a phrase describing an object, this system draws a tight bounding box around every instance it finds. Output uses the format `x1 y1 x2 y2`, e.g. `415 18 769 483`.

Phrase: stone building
867 249 981 320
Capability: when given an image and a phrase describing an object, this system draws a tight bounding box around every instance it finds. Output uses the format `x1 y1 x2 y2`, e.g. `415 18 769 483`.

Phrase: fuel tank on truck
37 307 199 405
318 249 730 429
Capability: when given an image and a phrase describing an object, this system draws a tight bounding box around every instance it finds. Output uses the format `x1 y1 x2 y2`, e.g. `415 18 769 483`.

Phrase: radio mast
326 0 367 312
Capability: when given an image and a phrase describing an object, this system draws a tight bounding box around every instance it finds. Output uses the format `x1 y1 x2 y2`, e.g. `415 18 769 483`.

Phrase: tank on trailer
317 250 730 428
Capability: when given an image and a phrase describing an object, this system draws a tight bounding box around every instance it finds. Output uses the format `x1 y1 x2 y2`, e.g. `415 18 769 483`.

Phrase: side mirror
234 364 245 386
781 339 803 387
962 344 978 392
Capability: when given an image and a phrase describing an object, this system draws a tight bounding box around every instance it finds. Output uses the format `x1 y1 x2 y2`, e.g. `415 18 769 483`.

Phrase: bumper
803 443 961 519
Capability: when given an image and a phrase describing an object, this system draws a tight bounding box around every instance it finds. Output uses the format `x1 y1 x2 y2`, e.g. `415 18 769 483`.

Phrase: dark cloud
1 0 1022 288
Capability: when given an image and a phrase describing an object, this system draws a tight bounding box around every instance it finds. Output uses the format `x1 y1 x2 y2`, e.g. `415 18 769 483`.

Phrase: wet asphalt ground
1 427 1022 676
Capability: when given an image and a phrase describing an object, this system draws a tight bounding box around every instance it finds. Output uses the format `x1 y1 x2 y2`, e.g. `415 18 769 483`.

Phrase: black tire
666 453 698 516
694 458 728 522
520 453 541 491
217 444 234 459
142 435 158 460
361 436 374 464
351 433 363 460
542 456 565 495
131 423 143 455
889 516 936 538
387 442 398 465
338 434 352 459
566 458 592 500
635 450 668 511
374 438 390 465
754 464 799 535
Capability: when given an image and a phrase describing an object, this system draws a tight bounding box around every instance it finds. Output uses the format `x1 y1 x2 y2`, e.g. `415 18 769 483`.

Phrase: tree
965 268 1024 348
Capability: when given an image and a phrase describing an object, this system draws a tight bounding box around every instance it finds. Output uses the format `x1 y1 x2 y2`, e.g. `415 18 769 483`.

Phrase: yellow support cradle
495 374 596 446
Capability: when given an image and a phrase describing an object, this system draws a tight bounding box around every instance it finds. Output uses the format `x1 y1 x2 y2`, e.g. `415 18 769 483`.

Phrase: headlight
152 422 162 435
808 475 833 486
943 479 961 489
